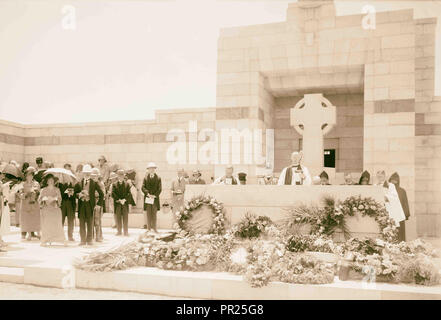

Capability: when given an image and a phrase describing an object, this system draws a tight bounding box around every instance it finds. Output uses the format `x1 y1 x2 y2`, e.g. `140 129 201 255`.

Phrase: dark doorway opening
324 149 335 168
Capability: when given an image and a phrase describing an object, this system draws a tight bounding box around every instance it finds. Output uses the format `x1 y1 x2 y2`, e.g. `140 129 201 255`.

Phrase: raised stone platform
1 227 440 300
185 185 384 238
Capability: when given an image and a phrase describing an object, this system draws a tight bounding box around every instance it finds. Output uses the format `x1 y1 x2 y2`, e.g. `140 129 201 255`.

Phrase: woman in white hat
141 163 161 232
38 174 66 247
18 167 41 241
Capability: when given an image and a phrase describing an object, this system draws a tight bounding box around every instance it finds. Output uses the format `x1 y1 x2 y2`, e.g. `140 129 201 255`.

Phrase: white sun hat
146 162 157 169
82 164 93 173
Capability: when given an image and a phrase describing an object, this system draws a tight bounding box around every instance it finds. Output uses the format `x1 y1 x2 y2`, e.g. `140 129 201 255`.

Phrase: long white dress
0 182 11 237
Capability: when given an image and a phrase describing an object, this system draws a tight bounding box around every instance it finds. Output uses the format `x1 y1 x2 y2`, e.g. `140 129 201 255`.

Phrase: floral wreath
287 195 399 243
336 195 399 243
174 195 226 235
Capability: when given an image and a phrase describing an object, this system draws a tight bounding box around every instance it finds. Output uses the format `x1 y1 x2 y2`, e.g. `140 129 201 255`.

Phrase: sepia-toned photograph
0 0 440 306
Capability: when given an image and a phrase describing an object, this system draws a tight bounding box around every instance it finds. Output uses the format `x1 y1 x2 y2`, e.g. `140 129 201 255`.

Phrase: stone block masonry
1 1 440 240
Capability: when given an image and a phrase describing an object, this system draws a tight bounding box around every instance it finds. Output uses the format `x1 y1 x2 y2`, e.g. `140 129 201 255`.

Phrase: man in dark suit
34 157 45 184
74 164 104 246
59 178 76 241
141 162 162 233
112 169 135 236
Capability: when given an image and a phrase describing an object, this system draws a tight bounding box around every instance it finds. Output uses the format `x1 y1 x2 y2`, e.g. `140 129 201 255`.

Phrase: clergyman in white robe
277 165 312 186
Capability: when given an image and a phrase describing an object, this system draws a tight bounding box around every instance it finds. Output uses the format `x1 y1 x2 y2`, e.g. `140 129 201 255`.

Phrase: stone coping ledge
75 267 441 300
1 106 217 128
155 107 216 114
4 256 438 300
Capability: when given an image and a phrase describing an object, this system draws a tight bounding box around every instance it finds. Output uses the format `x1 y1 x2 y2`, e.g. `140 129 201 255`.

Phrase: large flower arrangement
232 213 272 239
283 197 348 238
226 239 335 288
338 196 398 242
285 195 398 242
143 235 214 271
174 195 226 235
243 240 285 287
340 237 440 284
75 195 440 288
274 254 335 285
286 234 336 253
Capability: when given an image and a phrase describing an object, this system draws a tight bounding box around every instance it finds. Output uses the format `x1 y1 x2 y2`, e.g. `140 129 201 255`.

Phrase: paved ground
0 282 191 300
0 227 193 299
0 226 169 267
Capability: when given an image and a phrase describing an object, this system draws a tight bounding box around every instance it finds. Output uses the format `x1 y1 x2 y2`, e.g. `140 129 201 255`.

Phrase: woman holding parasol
45 166 78 242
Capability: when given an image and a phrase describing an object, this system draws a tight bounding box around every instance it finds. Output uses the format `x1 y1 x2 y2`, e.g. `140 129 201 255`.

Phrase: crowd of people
0 156 140 248
0 150 410 250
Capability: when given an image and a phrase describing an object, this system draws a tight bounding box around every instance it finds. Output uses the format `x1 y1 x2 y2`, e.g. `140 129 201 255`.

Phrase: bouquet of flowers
26 185 39 204
339 196 380 217
233 213 272 239
78 190 90 202
64 188 74 197
40 196 59 208
285 234 336 253
274 253 335 285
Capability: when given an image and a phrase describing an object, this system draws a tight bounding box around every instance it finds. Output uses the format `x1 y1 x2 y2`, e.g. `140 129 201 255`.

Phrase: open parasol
0 162 7 174
43 168 78 184
125 169 136 181
1 163 23 179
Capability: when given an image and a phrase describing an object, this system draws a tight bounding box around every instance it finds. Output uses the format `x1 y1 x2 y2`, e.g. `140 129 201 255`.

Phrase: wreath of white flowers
288 195 399 243
336 195 399 243
174 195 226 235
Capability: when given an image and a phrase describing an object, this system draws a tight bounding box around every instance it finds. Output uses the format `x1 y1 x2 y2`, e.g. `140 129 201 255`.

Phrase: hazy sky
0 0 440 124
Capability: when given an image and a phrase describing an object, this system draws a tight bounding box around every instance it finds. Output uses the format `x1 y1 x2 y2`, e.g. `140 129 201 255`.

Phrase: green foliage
343 238 382 256
234 212 272 239
274 253 335 285
286 234 311 252
285 234 336 253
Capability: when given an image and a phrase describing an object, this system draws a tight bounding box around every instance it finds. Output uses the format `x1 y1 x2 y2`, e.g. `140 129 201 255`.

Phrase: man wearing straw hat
141 163 162 233
74 164 104 246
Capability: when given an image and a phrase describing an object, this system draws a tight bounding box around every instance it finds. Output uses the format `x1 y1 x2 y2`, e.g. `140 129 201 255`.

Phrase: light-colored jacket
170 178 186 211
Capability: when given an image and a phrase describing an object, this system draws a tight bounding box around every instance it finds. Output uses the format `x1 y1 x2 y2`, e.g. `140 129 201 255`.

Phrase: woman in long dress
19 167 41 241
38 174 66 246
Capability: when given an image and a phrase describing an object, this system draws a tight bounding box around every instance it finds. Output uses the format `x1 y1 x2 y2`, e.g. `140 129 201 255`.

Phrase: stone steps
0 266 24 284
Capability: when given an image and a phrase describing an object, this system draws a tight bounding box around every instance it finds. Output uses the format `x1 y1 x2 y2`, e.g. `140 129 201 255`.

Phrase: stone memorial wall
1 1 440 239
